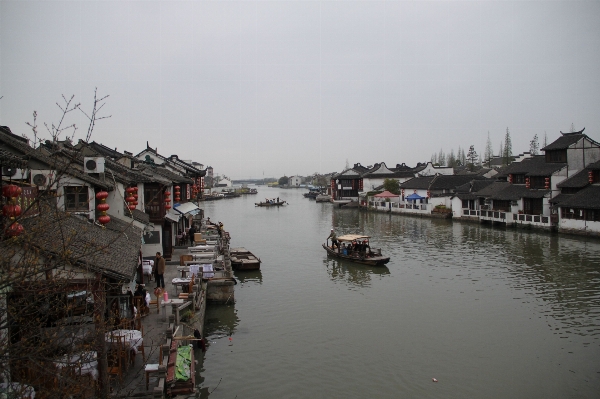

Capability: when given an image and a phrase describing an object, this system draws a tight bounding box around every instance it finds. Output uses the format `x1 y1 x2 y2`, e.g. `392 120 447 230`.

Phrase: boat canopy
337 234 370 242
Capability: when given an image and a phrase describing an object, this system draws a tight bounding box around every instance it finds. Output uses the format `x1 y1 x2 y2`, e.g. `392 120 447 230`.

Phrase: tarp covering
175 345 192 381
337 234 370 242
174 202 201 216
165 209 181 222
405 193 425 200
374 190 399 198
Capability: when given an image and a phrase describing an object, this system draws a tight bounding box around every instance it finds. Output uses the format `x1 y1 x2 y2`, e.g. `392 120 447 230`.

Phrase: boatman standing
327 228 339 250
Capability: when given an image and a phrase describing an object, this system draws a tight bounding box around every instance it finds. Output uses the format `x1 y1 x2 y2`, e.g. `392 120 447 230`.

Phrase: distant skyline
1 1 599 179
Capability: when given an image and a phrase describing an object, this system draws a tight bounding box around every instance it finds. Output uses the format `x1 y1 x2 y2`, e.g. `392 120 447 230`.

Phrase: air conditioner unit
31 170 56 189
84 157 105 173
1 166 28 180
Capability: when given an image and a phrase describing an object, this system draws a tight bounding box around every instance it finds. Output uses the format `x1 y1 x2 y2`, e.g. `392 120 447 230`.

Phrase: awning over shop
406 193 425 200
174 202 201 216
165 209 181 222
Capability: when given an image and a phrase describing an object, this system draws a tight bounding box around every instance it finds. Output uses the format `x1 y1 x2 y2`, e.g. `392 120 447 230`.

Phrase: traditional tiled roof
473 181 511 198
541 130 586 151
429 175 488 190
131 209 150 224
332 168 363 180
0 127 113 190
491 185 549 201
497 155 566 177
87 141 124 159
167 155 205 176
0 149 28 168
549 193 573 205
18 208 142 281
557 185 600 209
557 167 593 189
400 176 435 189
454 179 495 200
361 162 416 179
138 164 193 184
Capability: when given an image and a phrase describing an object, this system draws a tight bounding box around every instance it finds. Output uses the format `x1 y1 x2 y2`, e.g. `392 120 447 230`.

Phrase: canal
197 187 600 398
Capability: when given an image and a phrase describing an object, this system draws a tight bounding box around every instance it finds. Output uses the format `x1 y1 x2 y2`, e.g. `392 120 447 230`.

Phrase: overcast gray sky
1 1 599 179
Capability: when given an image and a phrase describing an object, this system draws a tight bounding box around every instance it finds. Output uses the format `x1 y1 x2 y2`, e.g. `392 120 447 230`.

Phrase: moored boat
323 234 389 266
230 247 261 270
315 194 331 202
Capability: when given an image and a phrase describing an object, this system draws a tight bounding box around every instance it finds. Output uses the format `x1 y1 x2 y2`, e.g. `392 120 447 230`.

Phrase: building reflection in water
324 257 390 288
234 269 263 285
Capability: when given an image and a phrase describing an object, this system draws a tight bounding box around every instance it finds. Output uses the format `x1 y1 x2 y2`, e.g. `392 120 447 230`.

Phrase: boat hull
322 244 390 266
230 248 261 270
255 201 286 207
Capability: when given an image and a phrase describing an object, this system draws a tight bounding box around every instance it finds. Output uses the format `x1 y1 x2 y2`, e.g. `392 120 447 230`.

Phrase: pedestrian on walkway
153 252 166 289
188 225 196 246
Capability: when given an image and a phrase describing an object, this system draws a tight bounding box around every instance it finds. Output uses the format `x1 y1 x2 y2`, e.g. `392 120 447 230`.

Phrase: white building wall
559 218 600 234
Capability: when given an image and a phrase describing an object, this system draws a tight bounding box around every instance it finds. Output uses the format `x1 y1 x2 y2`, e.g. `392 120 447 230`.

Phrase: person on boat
277 197 279 203
327 229 339 250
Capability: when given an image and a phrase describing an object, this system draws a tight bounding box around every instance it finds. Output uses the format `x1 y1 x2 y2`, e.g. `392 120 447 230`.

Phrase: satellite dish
2 166 17 177
85 159 97 171
33 174 47 186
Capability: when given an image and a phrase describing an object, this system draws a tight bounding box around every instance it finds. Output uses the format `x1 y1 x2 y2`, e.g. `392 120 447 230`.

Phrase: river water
197 187 600 399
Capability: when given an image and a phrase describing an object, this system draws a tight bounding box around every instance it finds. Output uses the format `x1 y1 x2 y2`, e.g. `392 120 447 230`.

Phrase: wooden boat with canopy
323 234 390 266
255 200 287 207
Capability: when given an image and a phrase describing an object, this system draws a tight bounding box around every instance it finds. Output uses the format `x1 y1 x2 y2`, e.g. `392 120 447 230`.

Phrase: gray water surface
197 187 600 399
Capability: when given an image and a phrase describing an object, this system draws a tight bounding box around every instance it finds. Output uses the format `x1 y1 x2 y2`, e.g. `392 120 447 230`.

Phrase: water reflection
324 257 390 288
234 269 263 285
204 304 239 340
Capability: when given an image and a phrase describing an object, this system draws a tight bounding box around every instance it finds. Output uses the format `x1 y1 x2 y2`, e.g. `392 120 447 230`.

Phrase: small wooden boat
323 234 390 266
230 247 261 270
255 200 287 207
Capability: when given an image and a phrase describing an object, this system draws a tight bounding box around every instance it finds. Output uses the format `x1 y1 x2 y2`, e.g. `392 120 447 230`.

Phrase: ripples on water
199 188 600 398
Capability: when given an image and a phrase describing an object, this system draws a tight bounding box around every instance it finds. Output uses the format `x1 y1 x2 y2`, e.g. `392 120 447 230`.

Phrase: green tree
503 127 512 166
382 178 400 195
447 149 456 167
484 131 494 166
278 176 289 186
530 134 539 155
466 145 479 170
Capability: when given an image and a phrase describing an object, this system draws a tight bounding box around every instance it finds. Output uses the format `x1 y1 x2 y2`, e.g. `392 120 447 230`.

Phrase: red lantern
175 186 180 192
126 195 135 203
3 204 22 219
126 187 136 194
133 201 138 206
589 171 594 184
175 196 181 202
6 222 24 237
133 194 138 200
164 191 171 197
95 190 110 225
164 198 171 203
164 204 171 210
128 204 136 210
2 185 22 198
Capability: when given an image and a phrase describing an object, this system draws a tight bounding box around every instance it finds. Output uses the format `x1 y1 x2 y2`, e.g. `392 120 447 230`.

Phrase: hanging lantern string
107 171 136 218
2 184 24 237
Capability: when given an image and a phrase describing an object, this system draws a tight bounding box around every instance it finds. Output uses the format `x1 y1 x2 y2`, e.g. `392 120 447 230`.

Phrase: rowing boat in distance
255 200 287 207
323 234 390 266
